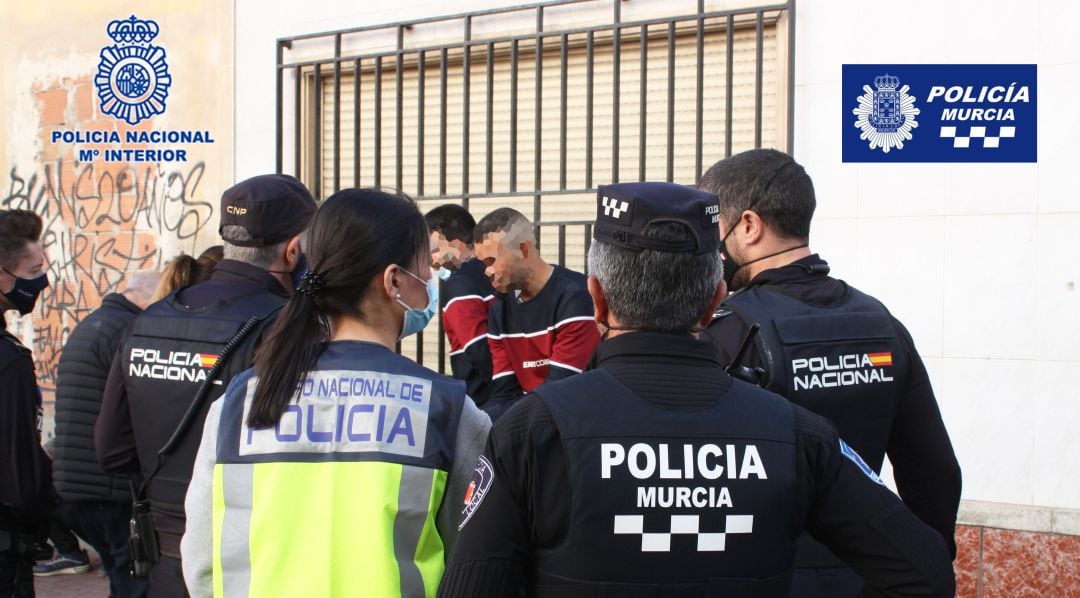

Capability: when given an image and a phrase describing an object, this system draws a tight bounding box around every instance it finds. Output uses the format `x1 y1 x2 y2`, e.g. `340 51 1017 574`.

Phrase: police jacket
0 323 55 514
181 340 491 598
704 255 962 562
95 260 287 557
439 331 956 597
53 293 140 502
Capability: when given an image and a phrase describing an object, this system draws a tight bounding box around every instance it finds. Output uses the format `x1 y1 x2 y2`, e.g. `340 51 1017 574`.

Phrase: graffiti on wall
2 74 217 388
2 159 214 385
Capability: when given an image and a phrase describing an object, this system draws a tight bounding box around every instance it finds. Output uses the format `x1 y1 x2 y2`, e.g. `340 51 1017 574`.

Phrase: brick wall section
6 75 214 397
955 524 1080 597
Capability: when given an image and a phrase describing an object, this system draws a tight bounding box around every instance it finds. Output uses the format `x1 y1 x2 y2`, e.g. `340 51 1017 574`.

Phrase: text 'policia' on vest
95 174 317 598
179 188 490 598
438 181 956 598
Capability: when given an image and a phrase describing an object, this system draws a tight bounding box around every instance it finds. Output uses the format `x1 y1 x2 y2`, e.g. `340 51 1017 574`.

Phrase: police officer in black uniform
699 149 962 597
0 209 55 598
439 182 956 597
94 174 316 598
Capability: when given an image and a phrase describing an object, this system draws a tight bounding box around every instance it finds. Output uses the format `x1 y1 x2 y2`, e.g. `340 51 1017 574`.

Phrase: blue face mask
395 267 439 340
436 267 452 282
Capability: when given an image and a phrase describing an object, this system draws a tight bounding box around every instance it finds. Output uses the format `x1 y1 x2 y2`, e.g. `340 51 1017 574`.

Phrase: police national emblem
459 455 495 530
853 74 919 153
95 15 172 125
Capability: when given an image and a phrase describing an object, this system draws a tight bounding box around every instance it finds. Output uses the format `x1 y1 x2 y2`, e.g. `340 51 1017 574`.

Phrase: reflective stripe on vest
209 341 466 598
212 461 447 597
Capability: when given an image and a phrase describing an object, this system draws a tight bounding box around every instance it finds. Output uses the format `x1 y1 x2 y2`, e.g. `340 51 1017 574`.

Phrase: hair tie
297 270 324 299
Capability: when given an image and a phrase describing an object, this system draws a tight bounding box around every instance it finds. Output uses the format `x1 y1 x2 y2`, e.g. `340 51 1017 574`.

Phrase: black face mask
718 227 742 288
718 227 807 291
1 268 49 315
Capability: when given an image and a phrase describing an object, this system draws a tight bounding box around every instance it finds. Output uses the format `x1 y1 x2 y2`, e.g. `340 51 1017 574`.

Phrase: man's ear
741 210 766 245
587 276 607 324
698 278 728 328
284 235 303 269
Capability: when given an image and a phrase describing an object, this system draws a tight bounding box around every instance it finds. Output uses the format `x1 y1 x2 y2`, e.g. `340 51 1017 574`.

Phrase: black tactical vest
724 284 908 570
120 288 283 542
532 369 800 597
723 284 907 474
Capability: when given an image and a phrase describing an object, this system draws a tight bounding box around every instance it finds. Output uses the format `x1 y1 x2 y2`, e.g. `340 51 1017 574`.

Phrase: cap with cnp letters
594 182 721 254
219 174 317 247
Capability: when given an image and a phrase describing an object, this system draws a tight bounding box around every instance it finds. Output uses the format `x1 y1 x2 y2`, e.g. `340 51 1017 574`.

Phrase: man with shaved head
473 208 600 420
50 269 160 597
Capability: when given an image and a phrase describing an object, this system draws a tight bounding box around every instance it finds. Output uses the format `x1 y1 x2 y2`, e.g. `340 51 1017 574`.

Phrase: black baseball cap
593 182 721 254
218 174 317 247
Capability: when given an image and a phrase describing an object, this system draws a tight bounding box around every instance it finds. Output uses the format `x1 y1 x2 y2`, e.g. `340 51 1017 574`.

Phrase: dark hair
247 189 428 427
199 245 224 266
151 245 225 302
697 148 816 241
589 222 723 332
472 207 533 245
425 204 477 245
0 209 43 270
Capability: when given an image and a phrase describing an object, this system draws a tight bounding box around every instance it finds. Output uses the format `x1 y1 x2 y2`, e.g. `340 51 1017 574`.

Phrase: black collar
210 259 288 296
594 330 723 369
747 254 831 288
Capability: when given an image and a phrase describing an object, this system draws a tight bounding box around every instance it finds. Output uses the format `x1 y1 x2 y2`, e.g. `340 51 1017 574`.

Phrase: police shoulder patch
459 455 495 530
839 439 886 486
710 308 733 322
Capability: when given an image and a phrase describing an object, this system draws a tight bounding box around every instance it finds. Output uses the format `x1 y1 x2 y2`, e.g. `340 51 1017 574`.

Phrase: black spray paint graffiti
2 160 215 385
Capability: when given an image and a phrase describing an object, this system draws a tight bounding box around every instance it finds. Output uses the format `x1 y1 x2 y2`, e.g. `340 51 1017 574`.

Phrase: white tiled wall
233 0 1080 510
797 0 1080 509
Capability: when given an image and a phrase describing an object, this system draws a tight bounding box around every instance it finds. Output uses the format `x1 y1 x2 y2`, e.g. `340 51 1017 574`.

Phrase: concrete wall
794 0 1080 512
0 0 234 391
235 0 1080 516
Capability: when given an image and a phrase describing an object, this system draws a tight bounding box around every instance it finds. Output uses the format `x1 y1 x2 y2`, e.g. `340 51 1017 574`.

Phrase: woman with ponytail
180 189 490 598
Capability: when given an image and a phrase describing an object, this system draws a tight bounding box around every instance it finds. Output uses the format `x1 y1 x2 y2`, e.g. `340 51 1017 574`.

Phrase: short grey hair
587 222 724 333
222 225 287 268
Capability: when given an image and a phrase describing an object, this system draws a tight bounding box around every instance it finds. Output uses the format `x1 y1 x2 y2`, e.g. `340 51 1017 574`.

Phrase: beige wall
0 0 234 393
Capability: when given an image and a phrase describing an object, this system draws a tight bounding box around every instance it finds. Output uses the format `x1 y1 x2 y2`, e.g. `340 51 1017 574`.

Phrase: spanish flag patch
867 352 893 367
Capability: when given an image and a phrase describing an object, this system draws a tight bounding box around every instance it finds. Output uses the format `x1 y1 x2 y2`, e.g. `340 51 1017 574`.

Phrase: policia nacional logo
459 456 494 530
127 348 219 382
95 15 172 125
790 351 894 391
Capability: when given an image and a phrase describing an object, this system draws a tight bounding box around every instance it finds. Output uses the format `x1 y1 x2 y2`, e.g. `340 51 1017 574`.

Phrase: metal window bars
276 0 795 371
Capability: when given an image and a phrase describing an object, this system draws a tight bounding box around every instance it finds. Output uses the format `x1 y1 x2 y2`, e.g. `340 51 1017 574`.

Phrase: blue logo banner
842 64 1036 163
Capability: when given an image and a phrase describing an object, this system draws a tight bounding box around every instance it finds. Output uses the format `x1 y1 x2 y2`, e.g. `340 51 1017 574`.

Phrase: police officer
698 149 962 596
439 182 955 597
95 174 316 597
0 209 54 597
181 188 490 598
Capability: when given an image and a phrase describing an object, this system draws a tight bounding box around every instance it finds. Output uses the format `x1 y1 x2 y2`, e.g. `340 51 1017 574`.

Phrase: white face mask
436 267 452 282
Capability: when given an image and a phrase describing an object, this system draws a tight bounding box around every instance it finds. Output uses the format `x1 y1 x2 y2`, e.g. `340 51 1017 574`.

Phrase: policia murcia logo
95 15 172 125
853 74 919 153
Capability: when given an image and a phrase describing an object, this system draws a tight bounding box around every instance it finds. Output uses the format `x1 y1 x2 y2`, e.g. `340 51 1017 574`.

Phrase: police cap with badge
593 182 721 254
219 174 317 247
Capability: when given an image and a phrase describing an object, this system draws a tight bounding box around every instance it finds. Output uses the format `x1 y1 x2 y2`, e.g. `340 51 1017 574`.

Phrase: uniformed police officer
0 209 54 598
94 174 317 597
698 149 962 597
439 182 955 597
181 188 489 597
